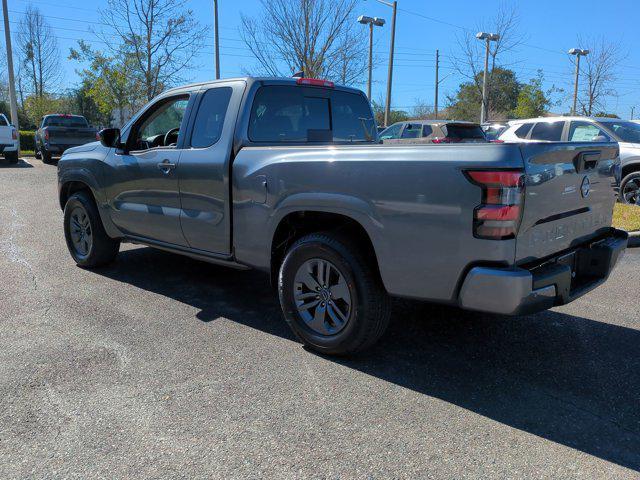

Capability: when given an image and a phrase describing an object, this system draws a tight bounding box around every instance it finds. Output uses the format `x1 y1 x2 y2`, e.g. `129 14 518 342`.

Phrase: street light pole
434 49 439 119
367 22 373 99
358 15 385 101
383 1 397 127
480 38 489 124
213 0 220 79
569 48 589 115
2 0 19 143
476 32 499 124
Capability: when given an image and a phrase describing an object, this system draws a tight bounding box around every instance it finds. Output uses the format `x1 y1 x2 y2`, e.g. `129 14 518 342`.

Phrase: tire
63 191 120 267
5 151 18 164
620 171 640 205
278 232 391 355
34 148 41 159
41 149 53 164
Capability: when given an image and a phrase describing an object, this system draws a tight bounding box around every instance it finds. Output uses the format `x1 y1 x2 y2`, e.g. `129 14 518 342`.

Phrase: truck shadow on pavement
0 159 33 168
99 246 640 472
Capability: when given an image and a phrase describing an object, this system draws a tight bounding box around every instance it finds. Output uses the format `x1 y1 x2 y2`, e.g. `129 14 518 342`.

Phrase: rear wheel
5 151 17 164
34 148 41 159
620 171 640 205
63 191 120 267
41 148 53 164
278 233 391 355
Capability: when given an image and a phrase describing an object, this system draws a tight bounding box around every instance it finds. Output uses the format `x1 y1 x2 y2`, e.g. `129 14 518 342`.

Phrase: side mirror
98 128 121 148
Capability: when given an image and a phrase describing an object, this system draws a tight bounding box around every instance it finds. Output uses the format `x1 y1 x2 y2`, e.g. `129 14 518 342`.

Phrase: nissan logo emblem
581 176 591 198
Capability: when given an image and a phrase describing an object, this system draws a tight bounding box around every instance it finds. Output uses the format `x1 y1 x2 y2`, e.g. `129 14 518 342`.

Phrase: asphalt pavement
1 157 639 479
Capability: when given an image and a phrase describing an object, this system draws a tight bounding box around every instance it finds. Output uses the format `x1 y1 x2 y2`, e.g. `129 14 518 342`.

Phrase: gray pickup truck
57 77 627 355
35 114 98 164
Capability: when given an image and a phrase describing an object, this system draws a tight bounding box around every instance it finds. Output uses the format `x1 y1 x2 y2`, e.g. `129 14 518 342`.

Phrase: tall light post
357 15 385 100
213 0 220 79
2 0 19 146
373 0 397 127
569 48 589 115
476 32 500 124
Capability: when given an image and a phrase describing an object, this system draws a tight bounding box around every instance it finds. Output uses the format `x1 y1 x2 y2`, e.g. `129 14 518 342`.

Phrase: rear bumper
458 228 628 315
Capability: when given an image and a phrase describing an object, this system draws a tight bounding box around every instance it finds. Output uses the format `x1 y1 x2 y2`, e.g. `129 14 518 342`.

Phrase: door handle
157 159 176 174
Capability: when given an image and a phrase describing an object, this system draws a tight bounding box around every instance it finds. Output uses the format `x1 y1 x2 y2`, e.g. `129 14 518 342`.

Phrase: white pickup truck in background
0 113 18 164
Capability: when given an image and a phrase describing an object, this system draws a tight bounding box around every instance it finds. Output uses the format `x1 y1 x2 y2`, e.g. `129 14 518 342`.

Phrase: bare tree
240 0 368 85
99 0 206 101
451 2 523 111
576 37 624 116
17 5 60 98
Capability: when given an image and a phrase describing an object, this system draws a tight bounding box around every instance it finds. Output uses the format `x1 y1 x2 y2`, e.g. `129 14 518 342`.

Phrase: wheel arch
622 160 640 180
269 209 384 290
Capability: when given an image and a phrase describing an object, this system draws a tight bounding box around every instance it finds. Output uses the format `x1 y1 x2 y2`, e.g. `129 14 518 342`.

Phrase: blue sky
5 0 640 118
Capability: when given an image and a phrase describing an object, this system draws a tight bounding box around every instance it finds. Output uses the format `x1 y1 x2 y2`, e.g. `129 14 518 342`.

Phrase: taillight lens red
296 77 335 88
465 169 525 240
96 132 101 141
44 129 49 141
11 128 17 140
432 137 462 144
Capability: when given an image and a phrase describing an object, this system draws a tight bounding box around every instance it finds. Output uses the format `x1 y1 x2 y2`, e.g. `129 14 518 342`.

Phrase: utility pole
357 15 385 101
569 48 589 116
213 0 220 79
476 32 499 124
434 49 439 119
631 106 635 120
2 0 19 148
381 0 397 127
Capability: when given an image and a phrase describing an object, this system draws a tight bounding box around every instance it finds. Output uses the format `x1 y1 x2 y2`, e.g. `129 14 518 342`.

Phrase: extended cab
57 77 627 355
36 114 98 164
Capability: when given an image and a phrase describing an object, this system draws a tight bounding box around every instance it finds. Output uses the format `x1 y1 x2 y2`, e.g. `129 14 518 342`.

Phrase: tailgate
515 142 619 264
0 126 13 144
49 127 95 144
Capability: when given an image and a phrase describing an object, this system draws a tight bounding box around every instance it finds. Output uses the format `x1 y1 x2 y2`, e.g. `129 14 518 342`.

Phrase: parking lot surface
1 158 639 479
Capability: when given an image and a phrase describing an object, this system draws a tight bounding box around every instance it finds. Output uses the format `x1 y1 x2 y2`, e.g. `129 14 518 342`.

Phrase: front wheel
620 172 640 205
278 233 391 355
63 191 120 267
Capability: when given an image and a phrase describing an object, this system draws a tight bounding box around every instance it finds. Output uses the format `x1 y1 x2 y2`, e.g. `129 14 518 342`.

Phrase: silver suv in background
379 120 487 144
500 116 640 204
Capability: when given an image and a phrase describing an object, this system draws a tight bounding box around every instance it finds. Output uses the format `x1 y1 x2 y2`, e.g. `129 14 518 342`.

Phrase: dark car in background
35 114 98 164
379 120 487 144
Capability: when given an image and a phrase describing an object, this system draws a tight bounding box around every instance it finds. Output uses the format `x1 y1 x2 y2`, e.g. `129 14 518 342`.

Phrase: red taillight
296 77 335 88
489 139 504 143
44 129 49 141
465 169 525 240
96 131 101 141
11 128 17 140
432 137 462 144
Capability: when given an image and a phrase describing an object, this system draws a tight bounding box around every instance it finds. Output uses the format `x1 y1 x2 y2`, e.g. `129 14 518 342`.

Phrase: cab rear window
248 86 375 143
44 116 88 128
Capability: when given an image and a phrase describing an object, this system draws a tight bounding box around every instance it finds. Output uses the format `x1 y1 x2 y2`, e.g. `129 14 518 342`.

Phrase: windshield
44 116 89 128
603 121 640 143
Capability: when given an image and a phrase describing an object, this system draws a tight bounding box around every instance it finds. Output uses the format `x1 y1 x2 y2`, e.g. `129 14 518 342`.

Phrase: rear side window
0 115 8 126
422 125 433 137
530 121 564 141
190 87 232 148
443 124 485 139
568 121 610 142
401 123 423 138
248 86 374 143
514 123 533 139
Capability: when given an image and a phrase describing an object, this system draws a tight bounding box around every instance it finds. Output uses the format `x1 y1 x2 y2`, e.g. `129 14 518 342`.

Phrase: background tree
70 41 146 127
576 37 624 116
512 71 560 118
23 94 61 125
452 3 523 116
99 0 206 101
447 67 520 121
372 100 407 126
240 0 367 85
17 5 60 98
